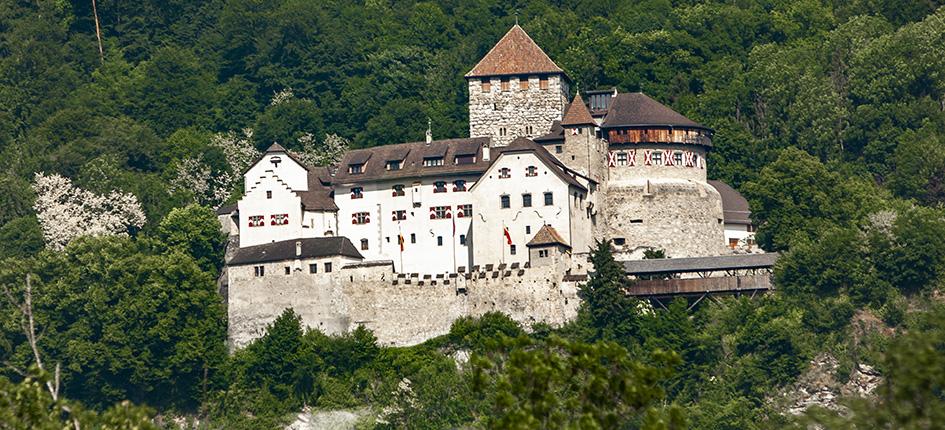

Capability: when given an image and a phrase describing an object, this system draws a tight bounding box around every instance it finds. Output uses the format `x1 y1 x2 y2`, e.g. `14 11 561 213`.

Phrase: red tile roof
465 25 564 78
526 225 570 248
561 93 595 126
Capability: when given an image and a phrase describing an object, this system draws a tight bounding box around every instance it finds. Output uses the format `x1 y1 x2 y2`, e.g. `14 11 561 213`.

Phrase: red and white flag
503 226 512 245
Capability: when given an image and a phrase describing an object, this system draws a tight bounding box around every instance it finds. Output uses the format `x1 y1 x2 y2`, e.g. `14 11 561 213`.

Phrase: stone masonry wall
227 260 582 349
468 75 568 146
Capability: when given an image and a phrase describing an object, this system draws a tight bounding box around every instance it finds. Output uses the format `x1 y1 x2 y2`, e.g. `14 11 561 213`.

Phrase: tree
472 335 684 429
0 216 44 259
154 204 227 274
577 241 644 346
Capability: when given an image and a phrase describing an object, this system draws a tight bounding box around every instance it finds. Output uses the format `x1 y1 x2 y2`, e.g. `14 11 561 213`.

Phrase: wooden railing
628 274 772 298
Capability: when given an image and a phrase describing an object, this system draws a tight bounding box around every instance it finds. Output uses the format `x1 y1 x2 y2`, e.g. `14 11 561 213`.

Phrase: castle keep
219 25 757 348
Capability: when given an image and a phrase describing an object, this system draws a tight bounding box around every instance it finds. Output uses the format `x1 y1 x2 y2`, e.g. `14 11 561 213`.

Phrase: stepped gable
560 93 595 126
533 120 564 143
229 237 362 265
708 180 752 225
527 225 570 248
333 137 491 183
601 92 708 130
465 25 564 78
496 137 589 191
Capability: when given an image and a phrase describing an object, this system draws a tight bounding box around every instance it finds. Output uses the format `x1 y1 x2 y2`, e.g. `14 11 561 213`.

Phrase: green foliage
154 204 227 274
472 335 684 429
0 216 44 260
577 241 643 345
446 311 525 350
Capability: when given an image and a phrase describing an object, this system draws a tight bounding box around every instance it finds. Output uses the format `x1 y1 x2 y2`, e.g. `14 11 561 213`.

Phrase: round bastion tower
598 92 725 258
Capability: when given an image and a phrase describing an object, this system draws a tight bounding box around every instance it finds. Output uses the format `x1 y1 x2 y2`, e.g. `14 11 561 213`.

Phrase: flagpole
451 207 457 273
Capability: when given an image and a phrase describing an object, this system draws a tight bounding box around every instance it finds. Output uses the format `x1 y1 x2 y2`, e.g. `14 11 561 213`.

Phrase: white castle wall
227 259 583 349
468 75 569 146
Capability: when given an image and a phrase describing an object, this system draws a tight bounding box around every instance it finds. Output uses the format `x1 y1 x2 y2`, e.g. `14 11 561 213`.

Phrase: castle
218 26 756 348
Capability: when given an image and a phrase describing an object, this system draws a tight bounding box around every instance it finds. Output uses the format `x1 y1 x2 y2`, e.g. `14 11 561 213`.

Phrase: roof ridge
465 25 564 78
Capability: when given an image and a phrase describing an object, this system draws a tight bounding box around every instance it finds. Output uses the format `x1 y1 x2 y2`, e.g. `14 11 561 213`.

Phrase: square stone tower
466 25 569 147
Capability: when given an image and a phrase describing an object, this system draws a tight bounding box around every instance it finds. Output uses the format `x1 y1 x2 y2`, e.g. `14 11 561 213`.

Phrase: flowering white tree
212 128 260 173
32 173 146 250
295 132 350 167
168 157 236 208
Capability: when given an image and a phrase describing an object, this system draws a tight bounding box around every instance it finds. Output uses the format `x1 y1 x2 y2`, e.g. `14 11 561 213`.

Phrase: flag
398 234 405 252
503 226 512 245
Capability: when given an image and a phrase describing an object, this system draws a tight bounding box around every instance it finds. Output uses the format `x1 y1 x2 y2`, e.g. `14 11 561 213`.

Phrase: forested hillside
2 1 945 429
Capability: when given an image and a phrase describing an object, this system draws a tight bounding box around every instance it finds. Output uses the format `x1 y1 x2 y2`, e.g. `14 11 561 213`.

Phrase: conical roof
465 25 564 78
601 92 707 130
561 93 595 126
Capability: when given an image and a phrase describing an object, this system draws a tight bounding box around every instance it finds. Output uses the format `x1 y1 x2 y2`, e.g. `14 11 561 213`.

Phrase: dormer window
455 154 476 165
499 167 511 179
423 157 443 167
348 163 364 174
525 166 538 177
453 180 467 192
351 187 363 199
434 181 447 193
392 184 405 197
386 160 402 171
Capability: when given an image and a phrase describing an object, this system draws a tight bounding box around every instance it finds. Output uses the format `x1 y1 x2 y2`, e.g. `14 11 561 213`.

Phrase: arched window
360 239 369 250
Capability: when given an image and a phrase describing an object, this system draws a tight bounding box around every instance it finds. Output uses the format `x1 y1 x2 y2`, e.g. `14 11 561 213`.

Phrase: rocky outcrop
775 354 882 416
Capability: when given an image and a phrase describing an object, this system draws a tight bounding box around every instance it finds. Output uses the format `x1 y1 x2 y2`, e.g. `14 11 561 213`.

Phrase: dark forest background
3 1 945 429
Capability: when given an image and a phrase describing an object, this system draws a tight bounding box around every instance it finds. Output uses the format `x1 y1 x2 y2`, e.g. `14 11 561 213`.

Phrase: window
526 125 533 135
423 157 443 167
387 160 402 170
544 192 554 206
651 151 663 166
455 155 476 165
437 236 444 246
519 78 529 90
526 166 538 177
352 212 370 225
431 206 450 219
453 180 467 191
499 127 507 137
617 152 628 166
270 213 289 226
266 190 272 199
555 145 563 154
510 245 517 255
351 187 363 199
501 195 510 209
360 239 369 250
309 263 318 274
674 152 683 166
459 204 472 217
630 219 643 224
481 79 491 92
729 238 739 249
434 181 447 193
539 78 549 90
522 193 532 207
460 234 467 245
613 238 626 246
499 167 511 178
392 210 407 221
538 249 549 258
324 262 332 273
269 156 282 167
248 215 265 227
526 225 531 234
500 78 510 92
254 265 265 277
348 163 363 174
285 266 291 275
410 233 416 243
392 184 405 197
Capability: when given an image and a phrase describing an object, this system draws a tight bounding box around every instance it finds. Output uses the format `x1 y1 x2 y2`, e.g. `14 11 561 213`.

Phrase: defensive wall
226 257 586 349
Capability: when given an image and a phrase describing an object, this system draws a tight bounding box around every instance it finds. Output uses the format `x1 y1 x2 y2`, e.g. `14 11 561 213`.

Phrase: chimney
425 117 432 144
295 241 302 257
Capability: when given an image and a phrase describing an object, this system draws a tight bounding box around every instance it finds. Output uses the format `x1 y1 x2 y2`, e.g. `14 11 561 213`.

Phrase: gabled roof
492 137 589 192
533 120 564 143
245 143 313 174
333 137 491 184
229 237 362 266
465 25 565 78
601 92 708 130
708 180 752 225
527 225 570 248
561 93 595 126
297 169 338 212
